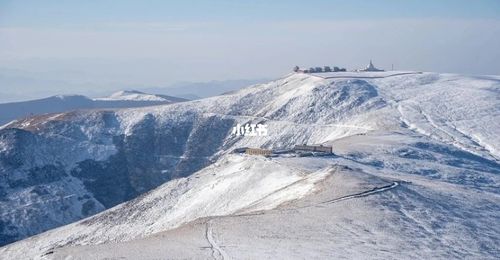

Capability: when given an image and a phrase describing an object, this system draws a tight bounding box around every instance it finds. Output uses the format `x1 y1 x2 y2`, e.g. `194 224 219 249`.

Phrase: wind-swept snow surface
0 71 499 259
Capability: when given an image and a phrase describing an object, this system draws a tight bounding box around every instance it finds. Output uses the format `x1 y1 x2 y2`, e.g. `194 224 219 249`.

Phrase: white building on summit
358 60 384 72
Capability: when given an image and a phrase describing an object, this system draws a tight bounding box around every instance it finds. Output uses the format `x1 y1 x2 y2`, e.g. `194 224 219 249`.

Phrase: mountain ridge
0 72 499 258
0 91 187 127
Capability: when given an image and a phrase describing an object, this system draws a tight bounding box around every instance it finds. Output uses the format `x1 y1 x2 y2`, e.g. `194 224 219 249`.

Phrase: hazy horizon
1 0 499 101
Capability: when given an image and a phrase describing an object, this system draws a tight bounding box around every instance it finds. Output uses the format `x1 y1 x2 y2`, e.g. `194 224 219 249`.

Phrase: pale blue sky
0 0 499 100
1 0 499 25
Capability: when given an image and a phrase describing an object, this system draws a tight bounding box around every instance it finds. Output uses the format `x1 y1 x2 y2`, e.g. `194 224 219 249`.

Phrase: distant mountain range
0 90 187 126
139 79 270 100
0 70 270 103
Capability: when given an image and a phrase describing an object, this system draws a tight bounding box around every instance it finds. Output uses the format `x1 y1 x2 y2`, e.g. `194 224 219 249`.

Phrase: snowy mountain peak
53 94 90 100
96 90 185 102
115 90 144 95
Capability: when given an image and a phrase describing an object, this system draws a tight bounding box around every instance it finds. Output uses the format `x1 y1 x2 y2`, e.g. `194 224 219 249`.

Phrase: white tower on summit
359 60 384 72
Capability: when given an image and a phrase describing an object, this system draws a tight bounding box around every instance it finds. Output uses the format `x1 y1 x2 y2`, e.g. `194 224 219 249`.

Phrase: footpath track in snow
205 220 228 260
198 172 400 259
321 182 399 205
226 178 400 214
204 112 373 130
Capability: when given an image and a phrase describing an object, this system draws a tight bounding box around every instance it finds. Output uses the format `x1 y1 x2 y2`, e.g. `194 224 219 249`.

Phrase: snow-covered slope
45 155 499 259
0 91 187 126
0 155 332 256
0 71 499 259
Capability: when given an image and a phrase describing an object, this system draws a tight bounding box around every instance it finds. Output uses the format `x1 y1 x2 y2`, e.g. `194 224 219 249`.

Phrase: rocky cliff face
0 109 236 245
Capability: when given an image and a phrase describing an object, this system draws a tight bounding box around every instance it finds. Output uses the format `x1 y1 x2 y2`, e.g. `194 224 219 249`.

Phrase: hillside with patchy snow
0 71 499 259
